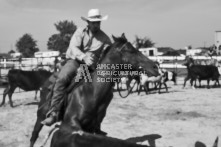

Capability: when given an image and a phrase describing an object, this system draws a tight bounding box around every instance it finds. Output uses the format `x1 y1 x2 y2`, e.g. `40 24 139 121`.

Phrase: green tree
16 34 39 57
134 35 155 49
47 20 77 53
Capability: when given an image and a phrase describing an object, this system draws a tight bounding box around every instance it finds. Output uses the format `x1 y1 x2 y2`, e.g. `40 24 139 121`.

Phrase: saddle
43 66 95 120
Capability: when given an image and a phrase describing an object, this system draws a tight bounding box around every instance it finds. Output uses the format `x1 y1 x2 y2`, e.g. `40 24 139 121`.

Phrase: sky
0 0 221 53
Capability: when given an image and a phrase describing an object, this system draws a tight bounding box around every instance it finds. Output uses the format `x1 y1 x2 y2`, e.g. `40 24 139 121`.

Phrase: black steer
183 57 220 88
1 69 52 107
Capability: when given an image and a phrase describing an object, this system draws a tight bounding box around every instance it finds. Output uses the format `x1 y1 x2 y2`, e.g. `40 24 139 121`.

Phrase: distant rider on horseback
41 9 112 126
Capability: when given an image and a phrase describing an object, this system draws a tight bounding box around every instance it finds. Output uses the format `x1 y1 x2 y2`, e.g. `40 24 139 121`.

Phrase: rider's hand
82 52 94 66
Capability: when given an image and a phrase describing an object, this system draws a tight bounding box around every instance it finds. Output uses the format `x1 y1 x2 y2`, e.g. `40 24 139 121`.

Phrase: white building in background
139 47 158 56
215 31 221 54
34 51 60 58
186 48 202 56
10 52 22 58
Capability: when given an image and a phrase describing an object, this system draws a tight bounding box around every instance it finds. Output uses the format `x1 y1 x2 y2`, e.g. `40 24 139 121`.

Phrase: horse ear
112 35 117 42
121 33 127 40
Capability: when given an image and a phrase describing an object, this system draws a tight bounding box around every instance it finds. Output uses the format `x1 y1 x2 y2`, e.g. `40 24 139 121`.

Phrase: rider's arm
102 33 112 52
66 28 86 61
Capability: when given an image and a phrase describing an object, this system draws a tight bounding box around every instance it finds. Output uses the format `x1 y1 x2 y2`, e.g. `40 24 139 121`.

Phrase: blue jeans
50 59 80 112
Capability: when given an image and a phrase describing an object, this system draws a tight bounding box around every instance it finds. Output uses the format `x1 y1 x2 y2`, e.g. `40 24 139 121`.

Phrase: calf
138 69 176 94
183 57 220 88
138 72 167 94
1 69 52 107
51 129 153 147
163 70 177 85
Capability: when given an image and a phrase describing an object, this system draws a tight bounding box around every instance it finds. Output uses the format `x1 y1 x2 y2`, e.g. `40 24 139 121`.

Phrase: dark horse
30 33 159 147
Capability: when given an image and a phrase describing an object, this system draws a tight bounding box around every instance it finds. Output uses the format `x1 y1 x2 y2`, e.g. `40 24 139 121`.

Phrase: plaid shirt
66 27 112 61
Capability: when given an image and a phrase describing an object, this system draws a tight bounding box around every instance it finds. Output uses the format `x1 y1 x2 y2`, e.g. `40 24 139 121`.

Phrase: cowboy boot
41 111 57 126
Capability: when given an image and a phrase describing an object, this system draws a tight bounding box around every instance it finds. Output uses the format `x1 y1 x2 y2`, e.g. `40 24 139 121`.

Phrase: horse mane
97 45 111 64
97 35 128 64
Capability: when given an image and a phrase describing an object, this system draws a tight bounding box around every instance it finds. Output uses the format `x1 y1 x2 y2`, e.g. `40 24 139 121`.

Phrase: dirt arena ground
0 78 220 147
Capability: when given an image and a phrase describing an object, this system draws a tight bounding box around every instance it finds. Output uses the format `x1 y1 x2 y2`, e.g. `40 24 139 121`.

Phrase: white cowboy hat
81 9 108 22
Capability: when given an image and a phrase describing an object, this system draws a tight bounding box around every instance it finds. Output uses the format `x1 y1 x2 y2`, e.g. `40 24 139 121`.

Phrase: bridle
115 42 138 98
117 42 128 51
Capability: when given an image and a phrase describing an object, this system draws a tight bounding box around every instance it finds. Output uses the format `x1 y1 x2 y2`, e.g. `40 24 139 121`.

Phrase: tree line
9 20 157 57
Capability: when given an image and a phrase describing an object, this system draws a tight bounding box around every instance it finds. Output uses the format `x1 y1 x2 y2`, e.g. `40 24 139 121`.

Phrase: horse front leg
30 101 50 147
94 92 113 135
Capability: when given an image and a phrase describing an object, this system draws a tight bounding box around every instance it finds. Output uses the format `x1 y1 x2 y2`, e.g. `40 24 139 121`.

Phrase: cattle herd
0 55 220 147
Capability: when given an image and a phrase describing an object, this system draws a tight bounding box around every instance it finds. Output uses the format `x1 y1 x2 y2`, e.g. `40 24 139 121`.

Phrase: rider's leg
41 60 80 126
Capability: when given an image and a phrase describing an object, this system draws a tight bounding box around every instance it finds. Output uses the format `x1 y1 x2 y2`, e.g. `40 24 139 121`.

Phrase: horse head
109 33 159 77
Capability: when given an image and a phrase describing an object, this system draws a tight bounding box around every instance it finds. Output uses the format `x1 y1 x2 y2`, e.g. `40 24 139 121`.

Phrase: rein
95 42 128 78
96 42 134 98
117 77 137 98
118 42 128 51
95 42 128 66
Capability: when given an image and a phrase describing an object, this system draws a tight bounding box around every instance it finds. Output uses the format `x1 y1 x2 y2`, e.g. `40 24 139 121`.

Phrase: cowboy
41 9 112 126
